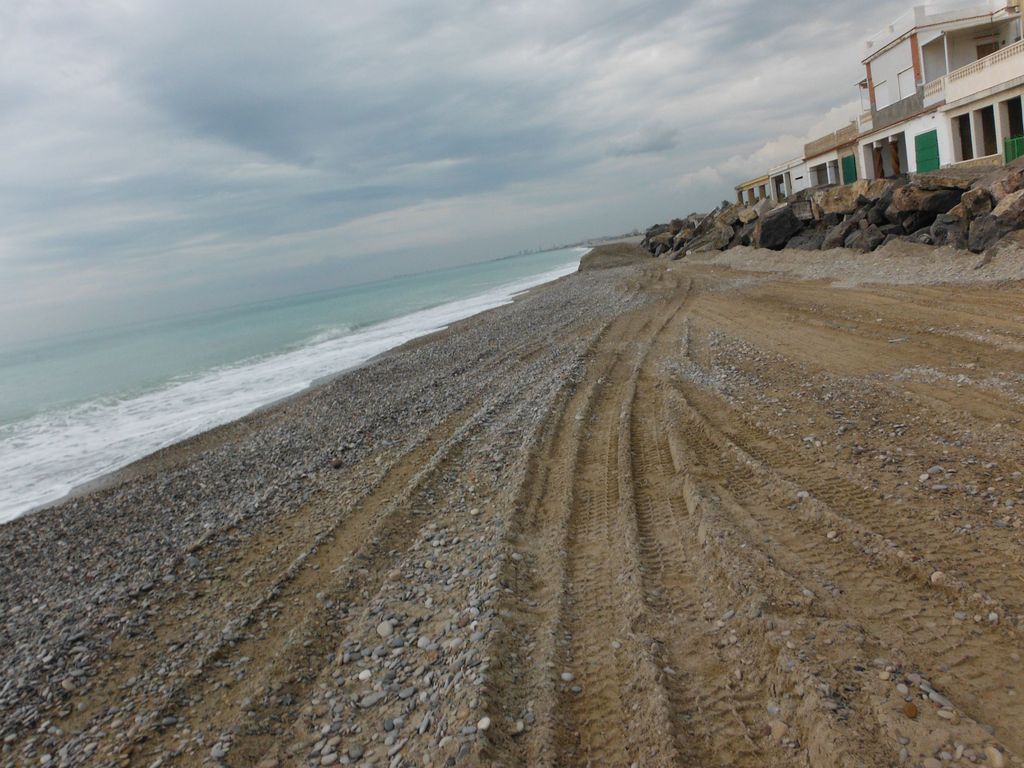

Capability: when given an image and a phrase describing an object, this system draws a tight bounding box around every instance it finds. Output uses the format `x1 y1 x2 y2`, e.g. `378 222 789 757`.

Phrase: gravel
0 264 650 766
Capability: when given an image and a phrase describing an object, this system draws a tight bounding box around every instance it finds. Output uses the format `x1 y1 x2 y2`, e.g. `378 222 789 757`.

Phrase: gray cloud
0 0 908 344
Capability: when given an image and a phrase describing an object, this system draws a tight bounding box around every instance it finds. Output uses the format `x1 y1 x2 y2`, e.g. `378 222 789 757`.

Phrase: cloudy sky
0 0 908 344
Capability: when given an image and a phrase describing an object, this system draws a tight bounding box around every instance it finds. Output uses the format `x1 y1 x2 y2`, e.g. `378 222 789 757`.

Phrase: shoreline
6 256 587 524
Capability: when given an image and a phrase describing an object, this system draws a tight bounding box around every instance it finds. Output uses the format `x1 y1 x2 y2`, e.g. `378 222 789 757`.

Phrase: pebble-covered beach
3 245 1024 767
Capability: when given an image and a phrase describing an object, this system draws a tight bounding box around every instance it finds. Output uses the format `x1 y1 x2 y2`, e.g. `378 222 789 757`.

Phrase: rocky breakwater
642 159 1024 259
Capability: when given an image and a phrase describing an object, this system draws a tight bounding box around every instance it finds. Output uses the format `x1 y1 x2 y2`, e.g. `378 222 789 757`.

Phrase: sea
0 247 586 523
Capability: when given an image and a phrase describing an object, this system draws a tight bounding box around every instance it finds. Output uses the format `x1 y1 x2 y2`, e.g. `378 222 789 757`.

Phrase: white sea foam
0 256 583 523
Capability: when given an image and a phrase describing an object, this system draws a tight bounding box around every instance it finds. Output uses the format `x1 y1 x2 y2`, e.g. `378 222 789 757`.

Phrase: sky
0 0 909 345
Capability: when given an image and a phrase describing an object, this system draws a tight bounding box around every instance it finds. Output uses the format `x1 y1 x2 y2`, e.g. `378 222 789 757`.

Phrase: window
874 80 890 109
897 67 916 100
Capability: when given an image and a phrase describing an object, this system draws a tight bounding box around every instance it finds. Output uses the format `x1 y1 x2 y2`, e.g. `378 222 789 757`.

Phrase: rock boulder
753 206 803 250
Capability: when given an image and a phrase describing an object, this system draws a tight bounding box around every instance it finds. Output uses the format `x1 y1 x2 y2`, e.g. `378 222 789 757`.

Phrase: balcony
947 38 1024 103
864 1 1018 60
923 39 1024 108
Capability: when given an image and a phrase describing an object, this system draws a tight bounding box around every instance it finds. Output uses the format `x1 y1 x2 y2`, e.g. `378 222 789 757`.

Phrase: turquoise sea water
0 247 585 522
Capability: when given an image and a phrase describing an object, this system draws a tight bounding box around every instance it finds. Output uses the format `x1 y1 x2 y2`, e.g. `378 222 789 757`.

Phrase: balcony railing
947 38 1024 102
925 39 1024 107
923 77 946 107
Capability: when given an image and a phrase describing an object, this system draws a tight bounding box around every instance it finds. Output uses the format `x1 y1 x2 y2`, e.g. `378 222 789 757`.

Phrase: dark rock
930 215 967 248
732 221 757 247
845 223 886 251
969 189 1024 252
785 230 826 250
900 209 940 234
867 204 889 227
754 205 803 250
822 217 861 250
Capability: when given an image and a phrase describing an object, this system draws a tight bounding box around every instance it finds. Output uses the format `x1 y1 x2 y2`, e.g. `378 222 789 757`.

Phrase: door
977 42 998 60
841 154 858 184
915 130 940 173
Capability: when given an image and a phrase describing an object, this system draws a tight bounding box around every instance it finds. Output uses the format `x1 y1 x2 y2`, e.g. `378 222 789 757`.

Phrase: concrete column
996 100 1009 158
971 110 986 159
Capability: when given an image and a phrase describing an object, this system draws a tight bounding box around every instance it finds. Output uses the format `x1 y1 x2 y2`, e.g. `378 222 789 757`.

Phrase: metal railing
1006 135 1024 163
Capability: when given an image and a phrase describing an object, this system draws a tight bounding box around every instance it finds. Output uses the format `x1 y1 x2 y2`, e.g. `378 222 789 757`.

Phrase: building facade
732 1 1024 199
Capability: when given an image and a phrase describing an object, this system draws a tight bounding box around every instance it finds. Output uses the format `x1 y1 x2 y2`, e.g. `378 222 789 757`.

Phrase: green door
841 154 858 184
915 130 940 172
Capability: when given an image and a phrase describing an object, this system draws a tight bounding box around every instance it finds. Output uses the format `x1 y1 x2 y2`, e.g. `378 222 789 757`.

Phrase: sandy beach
3 243 1024 767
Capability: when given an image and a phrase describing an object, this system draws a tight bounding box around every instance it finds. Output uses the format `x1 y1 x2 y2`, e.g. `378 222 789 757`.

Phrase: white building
857 1 1024 177
767 156 809 201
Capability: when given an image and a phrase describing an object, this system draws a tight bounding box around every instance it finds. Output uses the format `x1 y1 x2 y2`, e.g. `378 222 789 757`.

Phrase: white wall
871 39 914 108
922 37 947 81
946 21 1017 71
904 112 955 172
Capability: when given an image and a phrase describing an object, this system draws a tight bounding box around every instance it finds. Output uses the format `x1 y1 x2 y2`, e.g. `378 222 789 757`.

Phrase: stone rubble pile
643 160 1024 258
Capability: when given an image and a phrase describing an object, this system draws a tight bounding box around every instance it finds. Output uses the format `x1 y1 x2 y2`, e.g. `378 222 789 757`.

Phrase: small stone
768 721 788 742
560 672 575 682
985 746 1006 768
923 759 941 768
210 742 229 760
376 621 394 638
348 745 364 760
358 670 372 682
477 716 491 732
930 571 945 585
902 702 918 719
